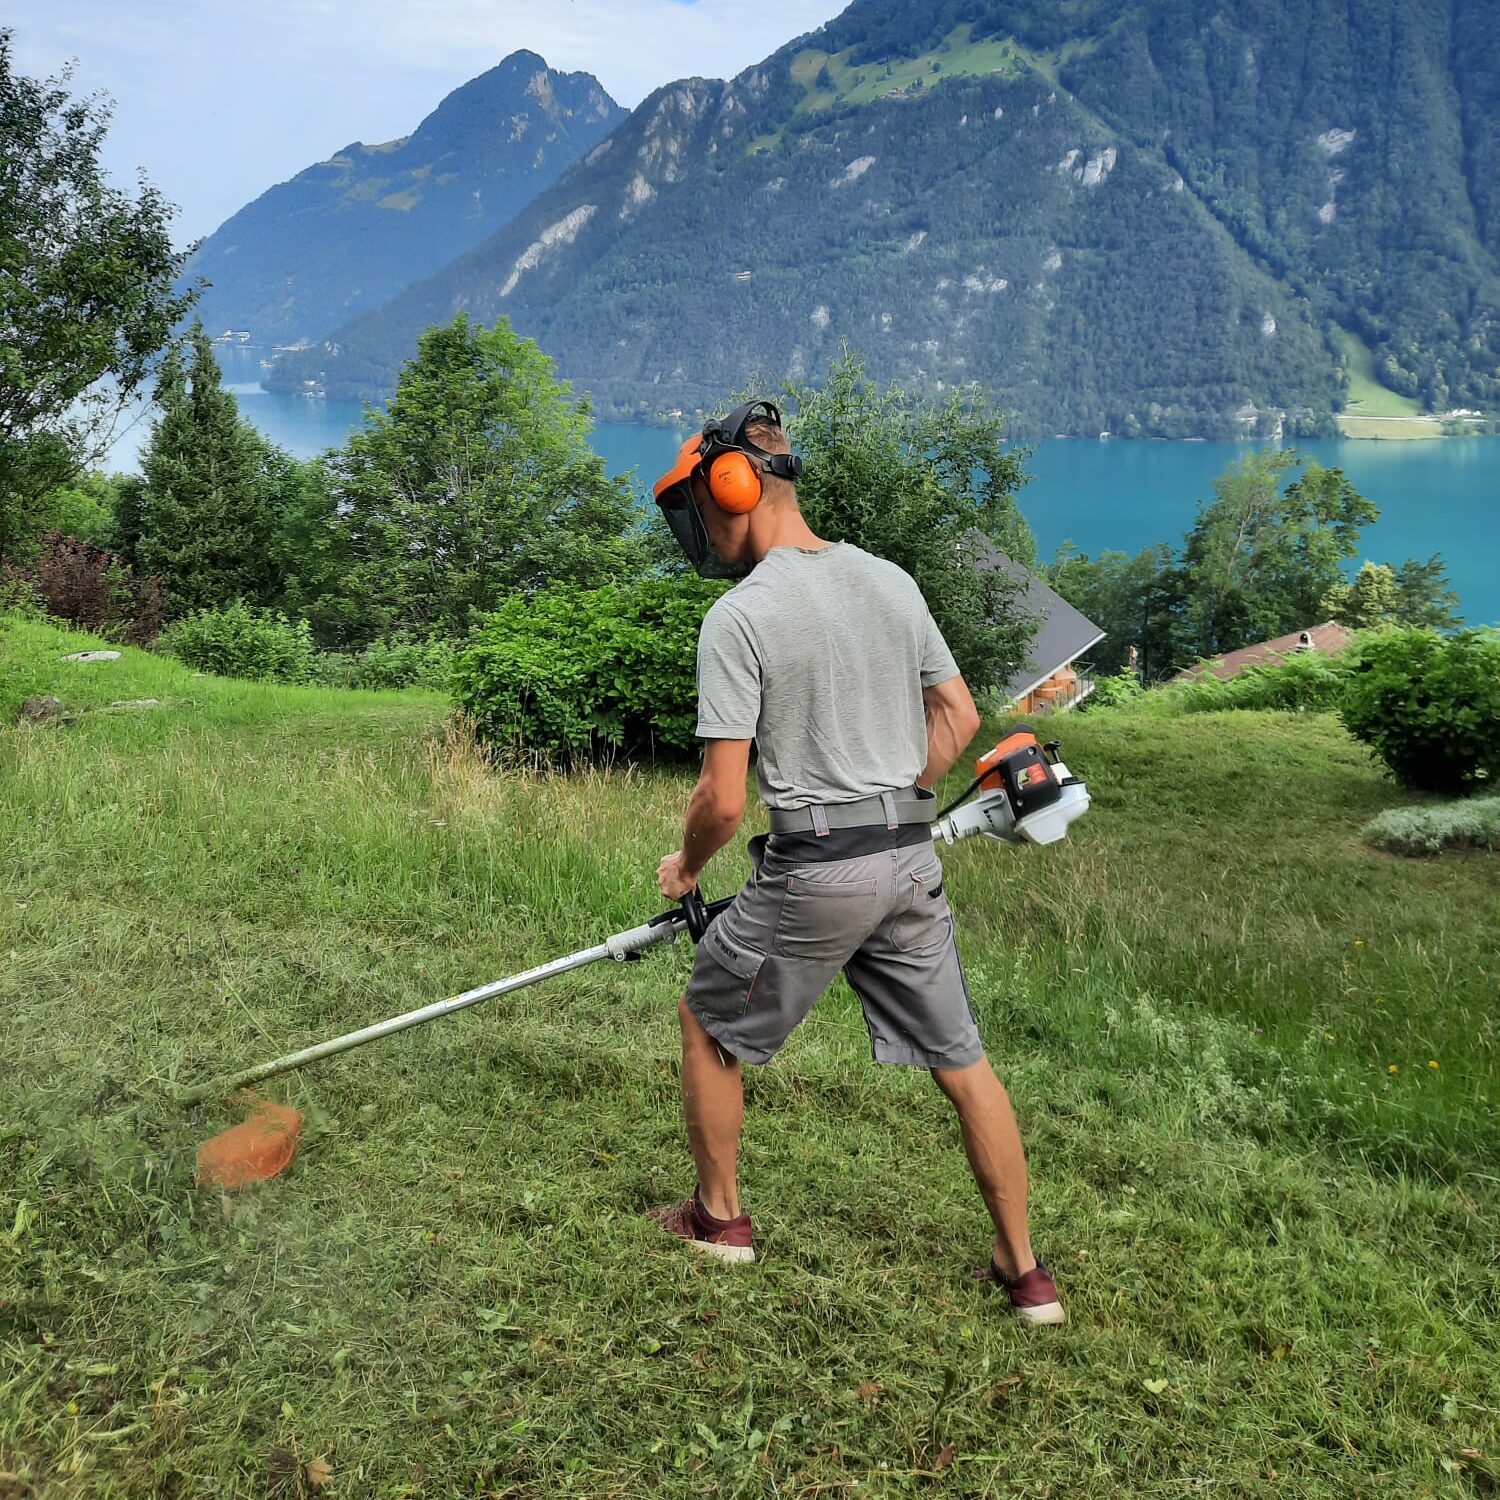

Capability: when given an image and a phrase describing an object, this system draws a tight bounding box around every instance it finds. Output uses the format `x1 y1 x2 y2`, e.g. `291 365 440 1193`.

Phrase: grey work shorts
684 833 985 1070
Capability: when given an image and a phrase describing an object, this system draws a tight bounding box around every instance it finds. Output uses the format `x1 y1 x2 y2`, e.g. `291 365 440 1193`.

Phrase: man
648 400 1063 1326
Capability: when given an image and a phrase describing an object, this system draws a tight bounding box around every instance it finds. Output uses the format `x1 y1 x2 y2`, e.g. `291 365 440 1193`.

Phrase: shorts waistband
765 822 935 864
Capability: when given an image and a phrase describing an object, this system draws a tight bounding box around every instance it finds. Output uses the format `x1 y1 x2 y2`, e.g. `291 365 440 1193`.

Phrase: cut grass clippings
2 612 1498 1496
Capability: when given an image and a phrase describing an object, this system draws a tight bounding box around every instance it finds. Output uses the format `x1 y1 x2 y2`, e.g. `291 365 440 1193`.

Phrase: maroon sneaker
981 1258 1066 1326
647 1190 755 1264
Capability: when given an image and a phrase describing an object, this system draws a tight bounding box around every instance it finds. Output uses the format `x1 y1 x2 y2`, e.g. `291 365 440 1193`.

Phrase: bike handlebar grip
681 888 710 943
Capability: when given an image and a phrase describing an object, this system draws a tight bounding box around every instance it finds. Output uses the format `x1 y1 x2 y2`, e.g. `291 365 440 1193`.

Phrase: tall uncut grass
2 613 1497 1497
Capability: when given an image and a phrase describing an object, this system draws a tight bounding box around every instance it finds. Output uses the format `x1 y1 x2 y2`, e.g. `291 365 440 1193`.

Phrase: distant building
980 548 1106 712
1173 621 1353 683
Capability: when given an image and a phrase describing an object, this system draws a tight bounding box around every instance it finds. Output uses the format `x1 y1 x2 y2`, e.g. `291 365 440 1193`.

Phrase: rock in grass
20 695 64 722
61 649 122 662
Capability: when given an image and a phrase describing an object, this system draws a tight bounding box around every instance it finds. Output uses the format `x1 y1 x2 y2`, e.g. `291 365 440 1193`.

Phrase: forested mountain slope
183 52 624 346
269 0 1500 437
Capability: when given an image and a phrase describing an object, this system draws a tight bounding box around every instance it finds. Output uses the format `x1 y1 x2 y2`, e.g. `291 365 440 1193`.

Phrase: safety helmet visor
652 439 751 579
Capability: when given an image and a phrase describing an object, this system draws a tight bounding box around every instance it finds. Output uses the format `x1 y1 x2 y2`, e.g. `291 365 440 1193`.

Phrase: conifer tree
136 324 277 615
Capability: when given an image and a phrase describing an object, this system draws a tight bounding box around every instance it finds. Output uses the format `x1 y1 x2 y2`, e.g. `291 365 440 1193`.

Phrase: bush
1168 650 1351 714
350 635 457 692
454 578 725 763
161 601 318 684
3 531 164 643
1079 667 1144 712
1361 797 1500 857
0 575 45 620
1339 628 1500 794
311 635 458 693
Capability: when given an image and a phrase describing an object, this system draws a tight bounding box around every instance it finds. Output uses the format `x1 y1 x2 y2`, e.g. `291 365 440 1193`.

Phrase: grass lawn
1333 417 1446 440
2 613 1497 1497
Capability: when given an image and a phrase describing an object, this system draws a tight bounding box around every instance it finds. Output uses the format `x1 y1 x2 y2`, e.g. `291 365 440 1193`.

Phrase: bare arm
659 738 751 897
918 675 981 789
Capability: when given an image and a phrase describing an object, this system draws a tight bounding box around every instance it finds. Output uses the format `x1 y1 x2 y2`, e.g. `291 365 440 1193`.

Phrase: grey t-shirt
695 542 961 810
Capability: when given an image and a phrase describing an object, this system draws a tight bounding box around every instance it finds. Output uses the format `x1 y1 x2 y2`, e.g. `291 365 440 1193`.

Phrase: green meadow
1330 329 1464 439
2 613 1497 1497
788 24 1100 115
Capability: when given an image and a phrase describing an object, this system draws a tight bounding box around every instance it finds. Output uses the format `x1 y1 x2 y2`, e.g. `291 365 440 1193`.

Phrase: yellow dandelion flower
1354 939 1365 948
1387 1064 1399 1075
1428 1060 1439 1070
1324 1031 1335 1041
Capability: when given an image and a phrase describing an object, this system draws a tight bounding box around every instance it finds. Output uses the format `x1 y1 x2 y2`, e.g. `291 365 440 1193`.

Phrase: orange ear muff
705 451 762 513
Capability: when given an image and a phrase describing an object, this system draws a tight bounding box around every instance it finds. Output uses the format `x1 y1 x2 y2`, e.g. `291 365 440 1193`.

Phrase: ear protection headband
697 399 805 514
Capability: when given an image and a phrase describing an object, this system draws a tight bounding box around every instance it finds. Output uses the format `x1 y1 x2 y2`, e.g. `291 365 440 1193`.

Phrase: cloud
6 0 847 242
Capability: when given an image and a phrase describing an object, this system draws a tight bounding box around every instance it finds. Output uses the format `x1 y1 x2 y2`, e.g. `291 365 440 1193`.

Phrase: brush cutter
186 727 1088 1186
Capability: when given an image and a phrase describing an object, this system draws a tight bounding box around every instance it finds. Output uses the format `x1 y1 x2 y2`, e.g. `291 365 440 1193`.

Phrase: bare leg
930 1057 1036 1280
678 996 745 1221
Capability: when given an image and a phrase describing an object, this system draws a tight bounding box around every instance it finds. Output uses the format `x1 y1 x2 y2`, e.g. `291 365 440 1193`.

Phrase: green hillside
269 0 1500 437
4 612 1497 1494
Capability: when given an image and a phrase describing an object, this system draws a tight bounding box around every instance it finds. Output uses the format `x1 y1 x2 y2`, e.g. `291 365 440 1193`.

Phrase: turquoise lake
110 345 1499 626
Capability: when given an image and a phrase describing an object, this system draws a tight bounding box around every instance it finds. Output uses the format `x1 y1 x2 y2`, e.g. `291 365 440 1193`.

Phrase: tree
111 473 149 571
1323 561 1400 630
1047 542 1181 680
1180 453 1378 659
1391 555 1463 631
29 471 119 548
0 32 192 565
781 348 1038 693
261 447 340 626
1323 554 1464 631
135 326 281 616
320 314 640 646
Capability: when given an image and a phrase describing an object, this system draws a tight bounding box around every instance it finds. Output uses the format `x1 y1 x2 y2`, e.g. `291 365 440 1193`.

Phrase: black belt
763 822 935 864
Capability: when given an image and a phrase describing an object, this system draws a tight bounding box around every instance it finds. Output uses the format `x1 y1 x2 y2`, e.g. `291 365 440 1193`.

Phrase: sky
7 0 849 246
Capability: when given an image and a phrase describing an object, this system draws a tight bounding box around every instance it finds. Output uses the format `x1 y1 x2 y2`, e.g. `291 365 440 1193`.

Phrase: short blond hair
744 416 789 453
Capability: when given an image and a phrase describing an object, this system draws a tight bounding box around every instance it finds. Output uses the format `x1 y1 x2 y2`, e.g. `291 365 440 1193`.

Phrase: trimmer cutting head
196 1093 303 1188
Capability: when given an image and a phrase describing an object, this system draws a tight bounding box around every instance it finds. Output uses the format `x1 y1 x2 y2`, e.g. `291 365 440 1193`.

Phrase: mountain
268 0 1500 438
182 52 625 346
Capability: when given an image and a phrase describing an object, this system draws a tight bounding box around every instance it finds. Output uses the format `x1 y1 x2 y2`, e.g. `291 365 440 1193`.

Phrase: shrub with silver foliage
1361 797 1500 857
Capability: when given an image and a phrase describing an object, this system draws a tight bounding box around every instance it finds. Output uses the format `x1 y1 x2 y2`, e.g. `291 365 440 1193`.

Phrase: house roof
1174 621 1353 682
979 547 1107 701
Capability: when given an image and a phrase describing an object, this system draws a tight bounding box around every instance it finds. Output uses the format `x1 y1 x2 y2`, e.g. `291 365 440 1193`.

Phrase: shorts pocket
774 866 881 961
889 852 949 956
698 920 767 1020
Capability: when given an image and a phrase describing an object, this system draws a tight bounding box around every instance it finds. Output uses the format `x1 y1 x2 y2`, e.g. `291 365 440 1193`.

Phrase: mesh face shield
652 437 752 579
